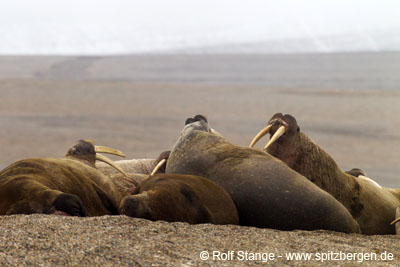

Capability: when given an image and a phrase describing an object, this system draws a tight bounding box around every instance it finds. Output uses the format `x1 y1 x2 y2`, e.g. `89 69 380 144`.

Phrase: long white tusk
263 125 286 151
390 218 400 225
96 153 128 177
95 145 126 158
249 125 272 148
150 159 166 176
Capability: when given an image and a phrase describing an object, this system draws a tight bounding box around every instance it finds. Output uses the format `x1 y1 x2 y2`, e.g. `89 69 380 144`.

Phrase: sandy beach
0 53 399 265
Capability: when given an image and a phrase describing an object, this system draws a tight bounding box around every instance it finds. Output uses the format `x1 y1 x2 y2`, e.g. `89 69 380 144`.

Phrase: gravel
0 215 399 266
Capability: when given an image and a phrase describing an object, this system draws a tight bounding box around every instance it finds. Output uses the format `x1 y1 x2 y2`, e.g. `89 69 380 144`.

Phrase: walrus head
65 140 128 176
150 150 171 176
182 114 223 138
249 113 301 167
250 113 299 149
345 168 367 177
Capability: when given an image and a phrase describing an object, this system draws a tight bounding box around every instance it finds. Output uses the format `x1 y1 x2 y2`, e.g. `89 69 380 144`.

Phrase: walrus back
0 158 119 216
166 130 360 233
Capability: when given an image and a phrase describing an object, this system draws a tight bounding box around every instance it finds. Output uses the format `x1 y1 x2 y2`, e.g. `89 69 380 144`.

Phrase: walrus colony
166 115 359 233
1 114 398 234
0 140 127 216
249 113 400 235
0 139 238 225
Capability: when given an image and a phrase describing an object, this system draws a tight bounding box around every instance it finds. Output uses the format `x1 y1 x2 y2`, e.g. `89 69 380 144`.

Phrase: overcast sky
1 0 400 54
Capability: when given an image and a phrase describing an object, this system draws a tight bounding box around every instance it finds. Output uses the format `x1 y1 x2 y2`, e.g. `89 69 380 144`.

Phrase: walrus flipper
179 183 211 224
92 183 119 215
53 193 89 217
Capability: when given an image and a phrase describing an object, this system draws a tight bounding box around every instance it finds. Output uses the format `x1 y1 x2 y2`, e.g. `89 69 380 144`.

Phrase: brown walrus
119 173 239 225
250 113 400 235
0 140 127 216
165 115 360 233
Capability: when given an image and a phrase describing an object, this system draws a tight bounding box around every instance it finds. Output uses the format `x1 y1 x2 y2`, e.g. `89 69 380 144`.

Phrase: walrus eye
297 126 300 132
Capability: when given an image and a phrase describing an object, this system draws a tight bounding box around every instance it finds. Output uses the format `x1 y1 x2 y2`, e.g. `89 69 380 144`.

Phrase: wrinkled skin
120 173 239 225
0 140 125 217
166 116 360 233
262 113 400 235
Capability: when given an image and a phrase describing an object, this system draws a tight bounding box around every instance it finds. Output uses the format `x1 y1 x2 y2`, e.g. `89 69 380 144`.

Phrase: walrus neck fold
268 132 361 215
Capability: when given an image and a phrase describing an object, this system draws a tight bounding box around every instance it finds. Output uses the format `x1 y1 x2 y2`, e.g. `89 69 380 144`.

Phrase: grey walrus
0 140 127 216
250 113 400 234
120 173 239 225
165 115 360 233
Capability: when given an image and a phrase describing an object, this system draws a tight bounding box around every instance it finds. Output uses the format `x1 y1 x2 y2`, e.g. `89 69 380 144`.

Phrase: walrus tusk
390 218 400 225
150 159 166 176
95 153 128 177
94 145 126 158
249 125 272 148
263 125 286 150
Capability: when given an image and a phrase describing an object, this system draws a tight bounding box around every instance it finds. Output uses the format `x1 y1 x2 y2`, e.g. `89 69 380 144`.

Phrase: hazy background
1 0 400 54
0 1 399 187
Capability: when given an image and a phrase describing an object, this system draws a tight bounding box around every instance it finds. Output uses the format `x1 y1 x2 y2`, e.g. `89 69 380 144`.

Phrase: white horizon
1 0 400 54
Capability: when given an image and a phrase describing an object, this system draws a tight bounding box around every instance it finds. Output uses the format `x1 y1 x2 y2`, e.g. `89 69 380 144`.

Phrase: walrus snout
182 114 223 138
249 113 299 150
183 115 210 133
120 194 152 220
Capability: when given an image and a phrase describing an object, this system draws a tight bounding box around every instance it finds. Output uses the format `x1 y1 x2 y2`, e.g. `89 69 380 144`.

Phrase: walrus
250 113 400 234
391 207 400 234
345 168 366 177
165 115 360 233
96 151 171 195
0 140 127 216
345 168 383 189
119 173 239 225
